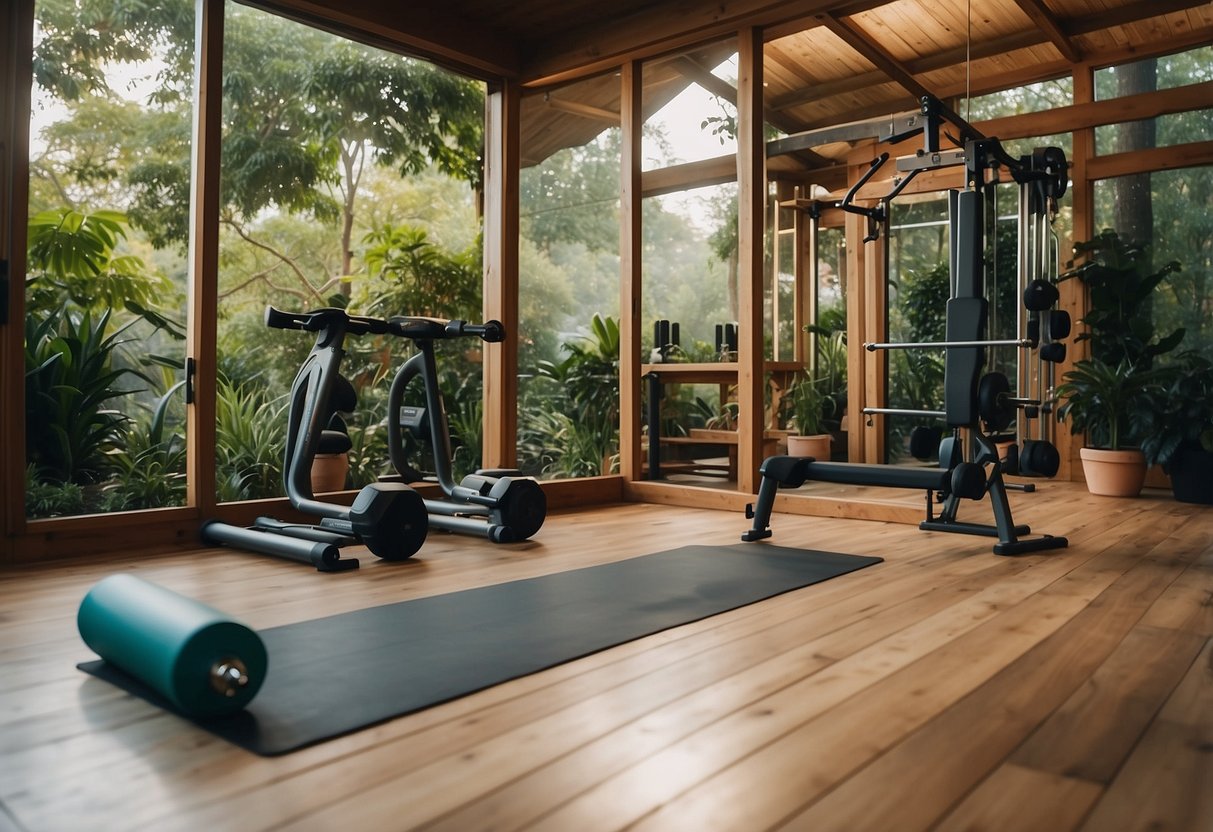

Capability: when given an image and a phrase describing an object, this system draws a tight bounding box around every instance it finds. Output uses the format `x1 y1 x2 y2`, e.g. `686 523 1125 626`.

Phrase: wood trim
1086 141 1213 181
0 0 33 556
482 81 521 469
736 28 766 495
185 0 224 516
619 62 644 482
542 96 619 123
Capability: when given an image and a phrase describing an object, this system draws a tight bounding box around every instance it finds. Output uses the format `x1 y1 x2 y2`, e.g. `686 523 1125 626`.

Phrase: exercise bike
202 307 429 572
383 315 547 543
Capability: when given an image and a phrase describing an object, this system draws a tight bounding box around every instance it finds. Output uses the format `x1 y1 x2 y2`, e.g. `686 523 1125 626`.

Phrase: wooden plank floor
1 482 1209 831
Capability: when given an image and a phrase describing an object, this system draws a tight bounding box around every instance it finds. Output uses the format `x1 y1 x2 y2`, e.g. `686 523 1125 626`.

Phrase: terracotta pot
1079 447 1147 497
786 434 832 460
311 452 350 493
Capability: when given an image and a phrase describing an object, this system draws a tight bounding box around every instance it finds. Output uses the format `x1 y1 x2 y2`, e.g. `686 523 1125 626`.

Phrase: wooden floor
1 482 1210 831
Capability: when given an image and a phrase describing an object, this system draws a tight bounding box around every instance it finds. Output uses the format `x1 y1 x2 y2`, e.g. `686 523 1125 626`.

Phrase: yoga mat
79 543 881 755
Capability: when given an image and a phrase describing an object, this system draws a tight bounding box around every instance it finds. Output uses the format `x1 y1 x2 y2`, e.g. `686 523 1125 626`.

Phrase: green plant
215 374 289 501
25 305 149 484
1054 357 1167 450
101 381 187 510
24 465 87 518
1060 229 1184 369
787 373 828 435
1138 352 1213 467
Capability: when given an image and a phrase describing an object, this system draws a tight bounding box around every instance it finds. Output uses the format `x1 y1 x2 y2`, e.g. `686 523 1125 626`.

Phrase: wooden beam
0 0 34 553
619 62 644 482
543 96 619 123
737 27 766 495
1086 140 1213 181
817 12 973 132
818 12 929 102
523 0 844 87
641 153 807 199
769 0 1208 115
185 0 224 517
482 81 521 469
267 0 518 78
1011 0 1081 63
977 80 1213 142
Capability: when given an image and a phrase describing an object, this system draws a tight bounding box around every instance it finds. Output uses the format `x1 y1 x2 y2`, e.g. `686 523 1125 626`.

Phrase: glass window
1094 167 1213 361
215 5 485 501
25 0 195 518
517 72 622 479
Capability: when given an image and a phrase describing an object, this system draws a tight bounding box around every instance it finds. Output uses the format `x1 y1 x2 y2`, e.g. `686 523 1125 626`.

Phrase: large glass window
1094 167 1213 361
640 40 744 482
1094 47 1212 157
517 72 622 479
215 5 485 501
25 0 195 518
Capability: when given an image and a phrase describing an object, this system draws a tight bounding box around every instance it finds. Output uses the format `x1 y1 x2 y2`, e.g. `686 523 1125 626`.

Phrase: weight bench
742 189 1067 556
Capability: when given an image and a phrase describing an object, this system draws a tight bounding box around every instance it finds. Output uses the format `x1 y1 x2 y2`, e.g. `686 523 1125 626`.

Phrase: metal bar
862 407 946 418
864 338 1034 351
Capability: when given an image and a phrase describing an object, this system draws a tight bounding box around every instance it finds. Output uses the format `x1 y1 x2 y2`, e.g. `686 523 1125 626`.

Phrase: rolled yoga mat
79 544 881 754
77 574 268 717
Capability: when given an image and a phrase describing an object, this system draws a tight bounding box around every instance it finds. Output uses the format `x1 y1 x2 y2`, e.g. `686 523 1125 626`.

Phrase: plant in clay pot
785 372 832 460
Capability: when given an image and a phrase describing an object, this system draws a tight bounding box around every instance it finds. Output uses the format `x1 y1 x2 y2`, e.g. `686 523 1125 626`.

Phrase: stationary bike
383 315 547 543
201 307 429 572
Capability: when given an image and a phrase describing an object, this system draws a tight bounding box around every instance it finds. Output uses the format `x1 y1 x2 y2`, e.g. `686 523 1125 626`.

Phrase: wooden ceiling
301 0 1212 168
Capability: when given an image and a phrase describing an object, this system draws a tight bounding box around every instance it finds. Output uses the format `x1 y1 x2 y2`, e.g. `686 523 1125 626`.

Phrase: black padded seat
800 461 950 491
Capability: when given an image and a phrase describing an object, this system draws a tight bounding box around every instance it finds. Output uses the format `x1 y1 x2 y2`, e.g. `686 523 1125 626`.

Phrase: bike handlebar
266 306 506 343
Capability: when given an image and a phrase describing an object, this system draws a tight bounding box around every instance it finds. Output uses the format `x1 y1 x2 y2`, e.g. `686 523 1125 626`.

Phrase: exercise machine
202 307 430 572
745 111 1069 555
384 315 547 543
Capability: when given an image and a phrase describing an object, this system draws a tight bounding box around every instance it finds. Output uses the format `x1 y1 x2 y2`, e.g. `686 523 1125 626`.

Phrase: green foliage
26 207 182 333
786 374 828 435
897 261 950 344
523 314 620 478
25 306 149 484
1061 229 1184 368
101 381 187 510
215 375 289 501
1138 352 1213 467
24 466 88 518
360 224 481 320
1054 358 1169 450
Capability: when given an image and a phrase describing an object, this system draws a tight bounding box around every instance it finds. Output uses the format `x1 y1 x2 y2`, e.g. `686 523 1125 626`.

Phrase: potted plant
1140 352 1213 504
785 372 832 459
1054 357 1163 496
1057 230 1187 496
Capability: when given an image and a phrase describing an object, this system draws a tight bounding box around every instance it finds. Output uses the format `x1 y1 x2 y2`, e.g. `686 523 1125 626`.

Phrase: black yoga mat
80 543 881 755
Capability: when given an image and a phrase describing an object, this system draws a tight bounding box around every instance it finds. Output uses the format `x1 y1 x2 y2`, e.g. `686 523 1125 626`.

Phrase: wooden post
845 205 867 463
736 27 765 494
0 0 34 556
482 80 521 470
185 0 224 515
619 62 644 481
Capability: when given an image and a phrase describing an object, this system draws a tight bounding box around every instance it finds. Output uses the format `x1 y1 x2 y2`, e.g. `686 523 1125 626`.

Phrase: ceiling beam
1011 0 1081 63
542 97 620 123
817 12 976 135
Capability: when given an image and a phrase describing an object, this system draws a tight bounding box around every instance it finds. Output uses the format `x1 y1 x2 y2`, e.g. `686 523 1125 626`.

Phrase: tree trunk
1110 59 1157 246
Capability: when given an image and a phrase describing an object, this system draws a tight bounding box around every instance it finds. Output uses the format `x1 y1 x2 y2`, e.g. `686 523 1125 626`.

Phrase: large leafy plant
1054 357 1167 450
1060 229 1183 369
25 307 148 483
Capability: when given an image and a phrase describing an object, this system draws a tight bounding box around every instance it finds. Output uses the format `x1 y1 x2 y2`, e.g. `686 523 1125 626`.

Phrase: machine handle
453 319 505 342
265 305 388 335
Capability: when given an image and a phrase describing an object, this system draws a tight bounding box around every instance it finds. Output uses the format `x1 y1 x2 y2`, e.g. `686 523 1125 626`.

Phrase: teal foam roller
78 574 267 717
